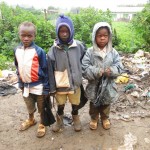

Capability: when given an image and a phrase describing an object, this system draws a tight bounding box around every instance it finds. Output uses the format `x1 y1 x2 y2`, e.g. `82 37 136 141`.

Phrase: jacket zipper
66 51 75 92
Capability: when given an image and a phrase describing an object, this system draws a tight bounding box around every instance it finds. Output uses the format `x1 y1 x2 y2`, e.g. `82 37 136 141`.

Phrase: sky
0 0 148 10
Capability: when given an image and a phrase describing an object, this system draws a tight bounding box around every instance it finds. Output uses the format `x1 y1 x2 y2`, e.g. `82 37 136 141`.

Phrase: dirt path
0 91 150 150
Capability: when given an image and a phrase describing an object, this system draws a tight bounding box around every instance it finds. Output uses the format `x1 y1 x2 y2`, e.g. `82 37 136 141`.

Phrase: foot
36 124 46 138
89 120 98 130
19 119 37 131
102 119 110 130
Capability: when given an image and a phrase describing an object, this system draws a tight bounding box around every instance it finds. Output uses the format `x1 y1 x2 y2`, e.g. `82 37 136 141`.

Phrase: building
110 7 144 21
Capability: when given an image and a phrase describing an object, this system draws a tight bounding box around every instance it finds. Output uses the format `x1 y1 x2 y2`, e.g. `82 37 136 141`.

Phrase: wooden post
44 9 47 21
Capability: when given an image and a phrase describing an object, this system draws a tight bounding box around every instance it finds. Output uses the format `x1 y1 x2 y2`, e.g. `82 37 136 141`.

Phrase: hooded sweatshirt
82 22 123 105
55 15 74 45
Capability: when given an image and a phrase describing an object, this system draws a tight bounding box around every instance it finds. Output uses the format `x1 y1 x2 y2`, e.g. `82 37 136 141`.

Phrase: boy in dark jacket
47 15 86 132
14 21 49 138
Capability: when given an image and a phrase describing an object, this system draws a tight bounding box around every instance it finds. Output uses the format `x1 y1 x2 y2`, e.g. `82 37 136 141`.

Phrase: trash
124 84 136 92
63 113 73 126
144 138 150 144
141 89 148 97
147 92 150 98
115 73 129 84
0 82 17 96
134 49 144 58
130 91 140 98
118 132 137 150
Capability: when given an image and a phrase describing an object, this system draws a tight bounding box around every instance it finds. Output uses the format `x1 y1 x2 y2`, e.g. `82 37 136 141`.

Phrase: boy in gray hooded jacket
82 22 123 130
47 15 86 132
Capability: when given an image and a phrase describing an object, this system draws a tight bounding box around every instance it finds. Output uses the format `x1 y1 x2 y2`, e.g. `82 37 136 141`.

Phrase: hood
92 22 112 52
56 14 74 45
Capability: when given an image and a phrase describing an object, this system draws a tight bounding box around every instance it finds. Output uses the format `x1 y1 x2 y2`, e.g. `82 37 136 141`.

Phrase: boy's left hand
104 68 111 77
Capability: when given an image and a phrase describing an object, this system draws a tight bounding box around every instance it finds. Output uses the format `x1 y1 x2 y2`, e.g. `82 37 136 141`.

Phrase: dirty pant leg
23 94 36 114
71 104 78 115
89 102 99 121
55 94 66 116
99 104 111 120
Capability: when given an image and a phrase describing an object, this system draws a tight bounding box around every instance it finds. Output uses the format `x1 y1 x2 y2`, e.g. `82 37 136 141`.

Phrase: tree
68 7 112 47
132 3 150 51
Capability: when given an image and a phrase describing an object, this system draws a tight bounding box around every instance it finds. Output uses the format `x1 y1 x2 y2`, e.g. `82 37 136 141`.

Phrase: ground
0 86 150 150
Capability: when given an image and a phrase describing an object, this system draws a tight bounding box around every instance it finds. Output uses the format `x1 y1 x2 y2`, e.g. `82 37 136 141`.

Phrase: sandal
102 119 110 130
89 120 98 130
19 119 37 131
36 124 46 138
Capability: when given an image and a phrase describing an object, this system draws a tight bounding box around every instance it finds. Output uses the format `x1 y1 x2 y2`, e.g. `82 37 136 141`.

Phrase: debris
124 84 136 92
118 132 137 150
0 82 17 96
130 91 140 98
144 138 150 144
115 73 129 84
134 49 144 58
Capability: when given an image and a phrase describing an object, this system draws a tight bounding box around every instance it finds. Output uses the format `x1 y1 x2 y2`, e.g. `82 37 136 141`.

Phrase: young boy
47 15 86 132
82 22 123 130
14 21 49 138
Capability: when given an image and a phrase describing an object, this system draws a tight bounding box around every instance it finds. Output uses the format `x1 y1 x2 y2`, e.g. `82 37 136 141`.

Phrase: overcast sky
0 0 148 10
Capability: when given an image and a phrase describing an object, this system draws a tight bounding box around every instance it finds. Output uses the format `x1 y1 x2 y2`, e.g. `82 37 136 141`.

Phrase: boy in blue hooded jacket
47 15 86 132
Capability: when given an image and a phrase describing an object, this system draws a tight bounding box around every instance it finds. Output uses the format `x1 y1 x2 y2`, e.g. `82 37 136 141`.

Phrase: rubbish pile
0 70 18 96
112 50 150 120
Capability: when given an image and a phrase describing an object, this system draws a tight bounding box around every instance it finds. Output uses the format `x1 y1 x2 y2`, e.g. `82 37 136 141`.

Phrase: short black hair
18 21 37 35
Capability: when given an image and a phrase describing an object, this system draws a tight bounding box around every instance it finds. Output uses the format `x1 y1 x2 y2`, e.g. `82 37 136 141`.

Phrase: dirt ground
0 82 150 150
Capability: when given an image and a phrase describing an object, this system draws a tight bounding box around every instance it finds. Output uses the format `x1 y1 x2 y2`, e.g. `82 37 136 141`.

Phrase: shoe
19 119 37 131
72 115 82 132
102 119 110 130
52 115 63 132
36 124 46 138
89 120 98 130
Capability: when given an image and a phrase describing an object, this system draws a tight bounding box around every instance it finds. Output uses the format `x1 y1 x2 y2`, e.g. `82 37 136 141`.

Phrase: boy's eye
21 34 33 38
97 35 108 38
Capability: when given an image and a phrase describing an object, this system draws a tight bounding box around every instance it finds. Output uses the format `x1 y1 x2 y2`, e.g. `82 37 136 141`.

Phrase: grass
112 21 144 53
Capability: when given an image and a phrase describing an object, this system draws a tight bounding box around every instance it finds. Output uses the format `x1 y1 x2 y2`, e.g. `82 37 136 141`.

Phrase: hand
104 68 111 77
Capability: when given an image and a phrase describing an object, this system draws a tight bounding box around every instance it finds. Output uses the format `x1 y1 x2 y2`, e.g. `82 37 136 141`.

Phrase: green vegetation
0 2 149 70
132 3 150 50
112 22 145 53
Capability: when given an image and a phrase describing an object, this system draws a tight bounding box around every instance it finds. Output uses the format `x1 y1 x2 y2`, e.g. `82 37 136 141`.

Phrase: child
47 15 86 132
82 22 123 130
14 21 49 138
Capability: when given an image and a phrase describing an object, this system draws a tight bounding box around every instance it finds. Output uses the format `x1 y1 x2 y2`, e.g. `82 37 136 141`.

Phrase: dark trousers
89 102 110 121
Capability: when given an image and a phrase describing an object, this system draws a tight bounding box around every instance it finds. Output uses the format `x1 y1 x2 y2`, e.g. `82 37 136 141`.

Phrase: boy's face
95 28 109 49
58 26 70 43
19 25 35 48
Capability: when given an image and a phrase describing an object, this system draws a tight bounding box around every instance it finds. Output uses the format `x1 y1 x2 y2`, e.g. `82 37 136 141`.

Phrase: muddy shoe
52 115 63 132
72 115 82 132
89 119 98 130
102 119 110 130
19 119 37 131
37 124 46 138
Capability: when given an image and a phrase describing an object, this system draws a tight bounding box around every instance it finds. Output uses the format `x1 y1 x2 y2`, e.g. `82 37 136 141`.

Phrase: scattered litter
0 82 17 96
124 84 136 92
130 91 140 98
63 113 73 126
115 73 129 84
118 132 137 150
144 138 150 144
